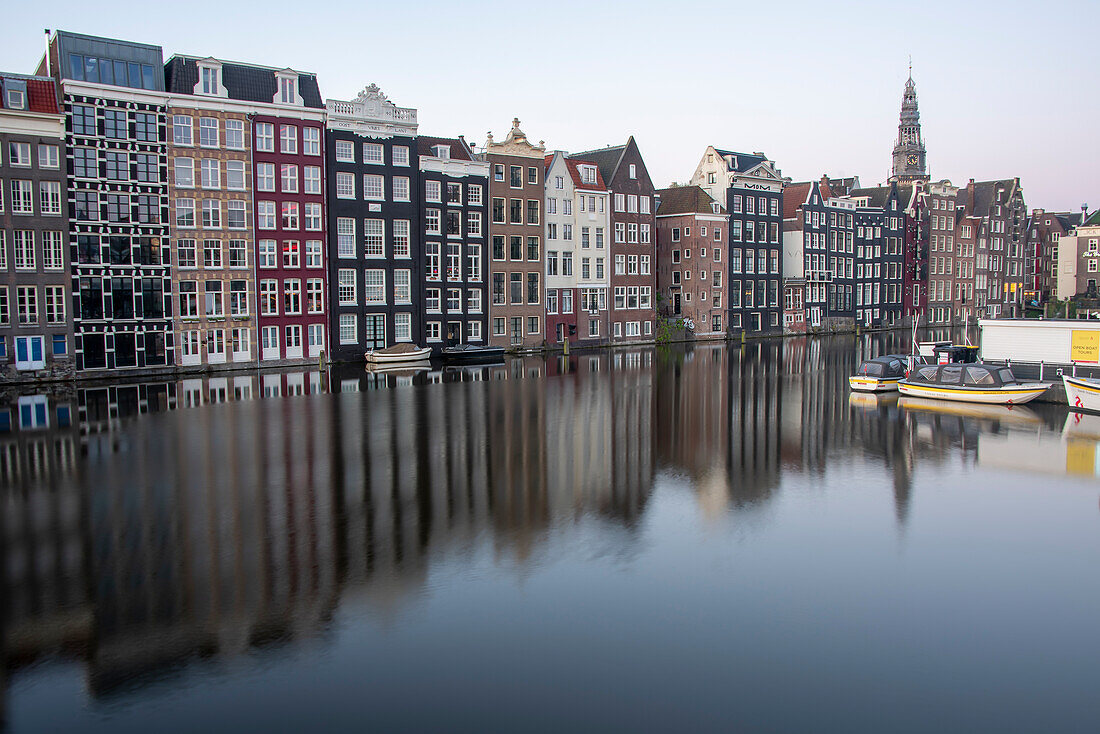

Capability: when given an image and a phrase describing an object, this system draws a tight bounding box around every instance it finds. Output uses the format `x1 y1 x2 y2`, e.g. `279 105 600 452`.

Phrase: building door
751 313 761 332
556 323 565 343
15 336 45 370
447 322 461 345
510 317 523 346
673 293 681 314
364 315 386 350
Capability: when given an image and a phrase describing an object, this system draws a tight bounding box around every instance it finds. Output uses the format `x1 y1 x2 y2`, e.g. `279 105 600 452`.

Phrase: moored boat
364 343 431 364
849 354 908 392
1062 375 1100 414
441 343 506 363
898 363 1050 405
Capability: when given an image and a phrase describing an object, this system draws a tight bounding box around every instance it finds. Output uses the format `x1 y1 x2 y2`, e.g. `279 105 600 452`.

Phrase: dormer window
580 165 596 185
432 144 450 159
711 203 720 214
201 66 218 95
5 88 25 110
274 71 301 106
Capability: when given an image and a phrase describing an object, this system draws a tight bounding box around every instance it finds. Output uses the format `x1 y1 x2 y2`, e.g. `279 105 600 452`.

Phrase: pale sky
4 0 1097 213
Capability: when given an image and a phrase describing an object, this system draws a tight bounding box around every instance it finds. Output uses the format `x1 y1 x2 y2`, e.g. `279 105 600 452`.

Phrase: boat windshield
964 366 995 386
859 362 885 377
940 365 964 384
916 366 939 382
998 368 1017 385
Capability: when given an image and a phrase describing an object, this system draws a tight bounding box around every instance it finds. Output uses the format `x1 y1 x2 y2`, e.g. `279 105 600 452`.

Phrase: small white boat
849 354 908 392
898 363 1050 405
1062 375 1100 414
364 343 431 364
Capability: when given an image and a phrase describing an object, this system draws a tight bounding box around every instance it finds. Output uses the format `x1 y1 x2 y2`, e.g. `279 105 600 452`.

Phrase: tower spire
890 64 928 183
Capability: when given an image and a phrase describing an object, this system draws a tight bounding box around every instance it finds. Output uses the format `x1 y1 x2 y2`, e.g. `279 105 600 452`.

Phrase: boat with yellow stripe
1063 375 1100 413
898 363 1050 405
849 354 909 392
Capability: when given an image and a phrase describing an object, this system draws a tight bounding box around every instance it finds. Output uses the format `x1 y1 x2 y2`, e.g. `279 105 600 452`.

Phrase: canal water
1 334 1098 733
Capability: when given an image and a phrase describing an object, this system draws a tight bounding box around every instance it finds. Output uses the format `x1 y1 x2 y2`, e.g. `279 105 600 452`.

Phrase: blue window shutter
31 337 43 362
15 338 28 363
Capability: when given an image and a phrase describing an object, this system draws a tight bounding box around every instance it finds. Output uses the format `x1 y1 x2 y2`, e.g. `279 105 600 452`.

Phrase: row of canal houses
0 28 942 383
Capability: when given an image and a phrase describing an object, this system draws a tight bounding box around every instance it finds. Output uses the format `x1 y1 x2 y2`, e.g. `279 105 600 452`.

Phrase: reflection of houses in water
0 389 86 722
2 356 659 708
655 346 730 516
727 341 783 507
546 356 613 519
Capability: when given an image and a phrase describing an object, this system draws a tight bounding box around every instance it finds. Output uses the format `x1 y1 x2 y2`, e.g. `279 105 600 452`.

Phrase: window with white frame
394 270 411 303
336 172 355 199
393 220 411 257
337 218 355 257
176 158 196 187
280 164 298 193
226 160 246 190
280 125 297 154
425 180 441 202
364 270 385 304
303 127 320 156
393 146 409 166
425 209 441 235
468 185 483 205
305 240 322 268
306 278 324 313
304 166 322 194
339 313 357 344
199 118 218 147
364 219 384 257
305 203 322 230
174 115 193 145
394 176 410 201
395 312 411 341
363 174 384 200
338 269 356 305
225 119 245 149
363 142 384 164
39 182 61 215
258 240 276 268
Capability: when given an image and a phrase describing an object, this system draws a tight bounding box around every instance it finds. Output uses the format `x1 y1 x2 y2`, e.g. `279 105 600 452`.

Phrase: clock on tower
907 154 919 166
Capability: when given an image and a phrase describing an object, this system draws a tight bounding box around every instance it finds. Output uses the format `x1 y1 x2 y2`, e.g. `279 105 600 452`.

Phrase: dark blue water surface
1 334 1098 733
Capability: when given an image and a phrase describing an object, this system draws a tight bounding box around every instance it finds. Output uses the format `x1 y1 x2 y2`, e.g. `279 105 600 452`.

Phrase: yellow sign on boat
1070 330 1100 363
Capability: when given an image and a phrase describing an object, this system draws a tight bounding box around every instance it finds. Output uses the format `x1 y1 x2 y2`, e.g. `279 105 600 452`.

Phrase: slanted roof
966 179 1016 216
655 186 723 216
565 158 607 191
1055 212 1085 230
164 56 324 108
782 180 833 220
1085 210 1100 227
713 149 768 173
849 186 897 209
568 143 626 186
0 73 58 114
417 135 473 161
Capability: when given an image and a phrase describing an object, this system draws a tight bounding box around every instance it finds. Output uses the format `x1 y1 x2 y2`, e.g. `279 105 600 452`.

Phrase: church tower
891 66 929 183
